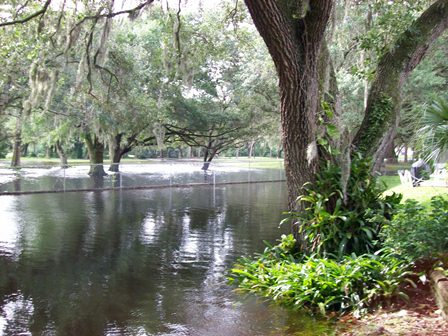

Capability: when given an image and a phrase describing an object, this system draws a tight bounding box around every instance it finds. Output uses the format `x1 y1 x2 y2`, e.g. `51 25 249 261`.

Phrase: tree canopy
0 0 447 195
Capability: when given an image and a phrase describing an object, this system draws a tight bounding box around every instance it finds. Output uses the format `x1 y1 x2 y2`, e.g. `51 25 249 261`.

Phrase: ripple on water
0 182 334 335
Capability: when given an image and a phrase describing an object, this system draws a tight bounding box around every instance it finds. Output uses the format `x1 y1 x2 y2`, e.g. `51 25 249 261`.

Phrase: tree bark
55 140 68 168
372 125 396 173
21 143 28 157
244 0 333 206
11 114 23 168
353 0 448 157
108 134 123 173
83 134 107 176
201 139 218 170
248 140 256 158
108 133 139 172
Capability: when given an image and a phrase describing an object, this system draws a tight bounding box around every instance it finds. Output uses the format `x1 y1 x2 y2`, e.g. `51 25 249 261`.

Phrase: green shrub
381 195 448 261
229 235 413 317
284 156 402 257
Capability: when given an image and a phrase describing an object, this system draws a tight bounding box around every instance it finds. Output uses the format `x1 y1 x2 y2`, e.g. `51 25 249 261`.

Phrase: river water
0 181 332 335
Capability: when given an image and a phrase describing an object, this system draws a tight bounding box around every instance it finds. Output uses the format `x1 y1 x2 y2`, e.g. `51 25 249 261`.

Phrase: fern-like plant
418 98 448 162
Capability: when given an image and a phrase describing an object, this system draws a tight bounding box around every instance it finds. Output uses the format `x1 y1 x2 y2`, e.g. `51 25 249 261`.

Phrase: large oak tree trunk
108 133 137 172
244 0 333 206
83 134 107 176
245 0 448 204
108 134 123 173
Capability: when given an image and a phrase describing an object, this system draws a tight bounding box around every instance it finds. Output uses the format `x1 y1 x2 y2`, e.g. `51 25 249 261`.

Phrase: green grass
378 175 401 189
380 175 447 205
382 162 411 172
0 157 183 167
0 156 285 170
215 157 284 169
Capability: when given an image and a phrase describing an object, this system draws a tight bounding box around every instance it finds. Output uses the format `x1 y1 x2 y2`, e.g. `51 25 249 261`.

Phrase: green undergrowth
229 235 413 318
382 196 448 261
229 154 448 318
286 157 402 257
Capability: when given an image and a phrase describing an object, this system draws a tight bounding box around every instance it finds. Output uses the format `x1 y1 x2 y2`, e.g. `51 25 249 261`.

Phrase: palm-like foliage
418 98 448 162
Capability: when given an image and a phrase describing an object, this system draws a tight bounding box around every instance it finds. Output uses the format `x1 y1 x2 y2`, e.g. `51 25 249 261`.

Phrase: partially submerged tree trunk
108 133 139 172
11 113 23 168
55 140 68 168
248 140 256 158
201 139 219 171
83 134 107 176
109 134 122 173
201 149 218 170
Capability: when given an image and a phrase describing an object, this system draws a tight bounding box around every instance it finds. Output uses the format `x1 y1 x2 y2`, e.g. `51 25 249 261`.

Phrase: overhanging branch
0 0 52 27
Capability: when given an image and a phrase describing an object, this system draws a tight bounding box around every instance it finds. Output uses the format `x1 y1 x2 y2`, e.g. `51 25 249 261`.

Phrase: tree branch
353 0 448 156
0 0 52 27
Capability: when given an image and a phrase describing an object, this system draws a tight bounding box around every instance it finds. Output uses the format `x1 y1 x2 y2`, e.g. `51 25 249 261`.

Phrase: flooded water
0 162 285 193
0 182 332 335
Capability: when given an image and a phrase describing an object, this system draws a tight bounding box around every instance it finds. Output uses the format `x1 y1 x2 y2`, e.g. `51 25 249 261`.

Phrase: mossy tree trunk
244 0 333 206
245 0 448 206
108 133 135 173
83 133 106 176
21 143 28 157
11 112 23 168
353 0 448 158
55 140 68 168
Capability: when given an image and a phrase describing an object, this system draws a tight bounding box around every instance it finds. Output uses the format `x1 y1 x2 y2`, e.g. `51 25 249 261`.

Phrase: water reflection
0 183 332 335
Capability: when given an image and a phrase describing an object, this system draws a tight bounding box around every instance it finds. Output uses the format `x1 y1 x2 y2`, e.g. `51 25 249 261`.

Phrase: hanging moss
153 122 166 150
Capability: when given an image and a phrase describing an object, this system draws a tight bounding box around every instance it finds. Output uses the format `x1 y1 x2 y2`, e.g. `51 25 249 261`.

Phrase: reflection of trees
0 183 288 335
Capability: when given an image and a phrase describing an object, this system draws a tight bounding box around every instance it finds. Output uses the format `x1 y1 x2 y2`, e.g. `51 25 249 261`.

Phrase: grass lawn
380 175 447 205
0 156 286 170
215 157 284 169
0 157 185 167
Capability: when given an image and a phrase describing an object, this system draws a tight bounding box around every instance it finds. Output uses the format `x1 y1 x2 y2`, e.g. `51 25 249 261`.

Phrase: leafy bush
284 156 402 257
229 235 413 317
381 195 448 261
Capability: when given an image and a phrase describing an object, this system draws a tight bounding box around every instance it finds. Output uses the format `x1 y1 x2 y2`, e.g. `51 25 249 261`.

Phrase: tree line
0 0 447 198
